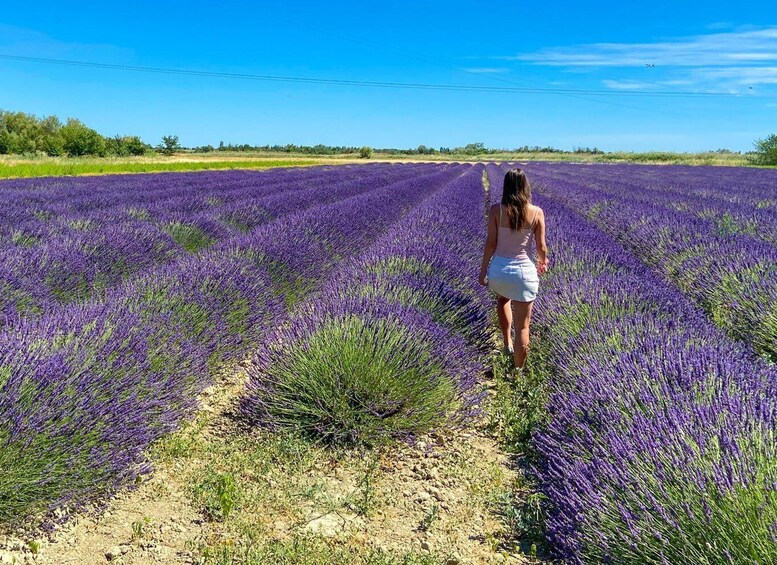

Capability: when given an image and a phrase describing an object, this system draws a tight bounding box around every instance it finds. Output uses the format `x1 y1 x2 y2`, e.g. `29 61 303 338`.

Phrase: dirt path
2 360 529 565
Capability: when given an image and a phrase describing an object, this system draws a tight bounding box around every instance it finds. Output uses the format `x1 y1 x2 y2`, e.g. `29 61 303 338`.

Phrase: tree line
2 109 775 165
0 110 153 157
193 141 604 156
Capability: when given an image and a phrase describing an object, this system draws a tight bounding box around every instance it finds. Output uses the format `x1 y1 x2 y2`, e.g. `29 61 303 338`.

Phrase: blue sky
1 0 775 151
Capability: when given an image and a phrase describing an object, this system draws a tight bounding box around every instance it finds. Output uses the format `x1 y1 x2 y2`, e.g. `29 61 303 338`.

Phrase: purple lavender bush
0 164 461 523
242 298 478 445
0 164 424 326
525 191 777 563
334 166 493 351
241 165 490 444
0 254 281 523
526 163 777 362
221 164 466 309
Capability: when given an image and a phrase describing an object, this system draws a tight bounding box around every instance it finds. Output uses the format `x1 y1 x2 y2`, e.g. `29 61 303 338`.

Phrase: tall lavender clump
242 165 491 444
0 163 461 523
525 192 777 564
242 298 478 445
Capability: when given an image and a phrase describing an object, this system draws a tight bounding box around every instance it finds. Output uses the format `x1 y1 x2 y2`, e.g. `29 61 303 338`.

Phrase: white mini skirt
487 255 539 302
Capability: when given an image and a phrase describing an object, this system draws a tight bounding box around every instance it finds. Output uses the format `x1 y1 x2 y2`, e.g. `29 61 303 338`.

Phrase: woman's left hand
537 258 550 275
478 272 488 286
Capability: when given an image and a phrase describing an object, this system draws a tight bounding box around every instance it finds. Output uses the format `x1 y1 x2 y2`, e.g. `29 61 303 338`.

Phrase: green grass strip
0 159 320 179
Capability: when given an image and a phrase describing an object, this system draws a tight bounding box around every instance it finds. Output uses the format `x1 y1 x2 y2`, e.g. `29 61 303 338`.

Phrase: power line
0 53 756 99
269 16 760 122
269 18 715 119
273 16 689 112
261 9 768 123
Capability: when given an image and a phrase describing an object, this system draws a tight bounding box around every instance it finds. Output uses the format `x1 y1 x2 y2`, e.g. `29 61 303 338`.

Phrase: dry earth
1 357 531 565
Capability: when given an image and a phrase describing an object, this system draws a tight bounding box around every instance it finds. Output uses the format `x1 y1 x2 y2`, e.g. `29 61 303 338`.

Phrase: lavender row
484 162 505 208
326 163 492 347
0 168 312 242
1 164 418 261
0 164 427 326
531 163 777 244
0 164 465 523
0 164 380 231
527 163 777 361
526 192 777 563
241 165 490 443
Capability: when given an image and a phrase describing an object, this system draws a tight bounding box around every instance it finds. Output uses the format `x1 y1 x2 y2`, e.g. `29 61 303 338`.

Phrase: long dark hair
501 169 531 231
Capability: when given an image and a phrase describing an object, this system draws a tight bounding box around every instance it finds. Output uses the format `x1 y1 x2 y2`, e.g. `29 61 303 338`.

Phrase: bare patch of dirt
2 361 531 564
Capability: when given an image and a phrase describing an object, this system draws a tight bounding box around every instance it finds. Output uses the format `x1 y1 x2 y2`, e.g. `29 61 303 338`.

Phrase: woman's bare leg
496 295 513 350
512 300 534 369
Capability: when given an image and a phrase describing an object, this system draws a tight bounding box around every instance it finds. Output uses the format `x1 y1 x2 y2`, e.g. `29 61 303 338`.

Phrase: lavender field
511 162 777 564
1 162 776 563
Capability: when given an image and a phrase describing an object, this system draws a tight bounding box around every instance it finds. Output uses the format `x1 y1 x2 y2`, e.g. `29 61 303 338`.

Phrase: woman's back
479 168 549 370
494 204 539 260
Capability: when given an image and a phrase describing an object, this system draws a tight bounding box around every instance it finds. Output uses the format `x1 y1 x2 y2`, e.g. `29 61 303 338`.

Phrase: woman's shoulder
489 203 501 216
529 204 544 225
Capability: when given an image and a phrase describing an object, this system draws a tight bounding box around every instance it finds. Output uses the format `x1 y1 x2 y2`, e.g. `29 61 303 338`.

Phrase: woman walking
479 169 548 371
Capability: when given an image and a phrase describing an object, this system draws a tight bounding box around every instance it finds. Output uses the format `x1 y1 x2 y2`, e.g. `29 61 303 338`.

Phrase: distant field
0 156 322 178
439 150 750 166
210 149 753 166
0 149 755 178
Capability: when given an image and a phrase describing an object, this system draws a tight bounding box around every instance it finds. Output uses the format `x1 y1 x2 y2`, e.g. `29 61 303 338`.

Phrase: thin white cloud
661 79 694 86
506 27 777 67
488 26 777 94
693 66 777 85
600 77 744 94
725 52 777 61
601 80 649 90
461 67 509 74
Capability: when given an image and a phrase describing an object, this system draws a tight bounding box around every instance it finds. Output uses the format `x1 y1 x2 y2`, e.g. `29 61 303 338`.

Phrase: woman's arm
479 205 499 285
534 207 549 274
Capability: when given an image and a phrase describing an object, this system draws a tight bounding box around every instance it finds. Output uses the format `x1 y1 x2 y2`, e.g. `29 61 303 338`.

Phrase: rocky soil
1 363 533 565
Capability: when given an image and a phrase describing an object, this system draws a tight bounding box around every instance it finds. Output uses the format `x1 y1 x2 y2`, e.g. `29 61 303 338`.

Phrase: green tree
159 135 181 156
0 111 39 154
41 134 65 157
125 136 150 156
0 109 154 156
105 135 130 157
460 142 488 155
359 146 373 159
104 135 150 157
37 115 64 155
752 134 777 166
60 118 105 156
